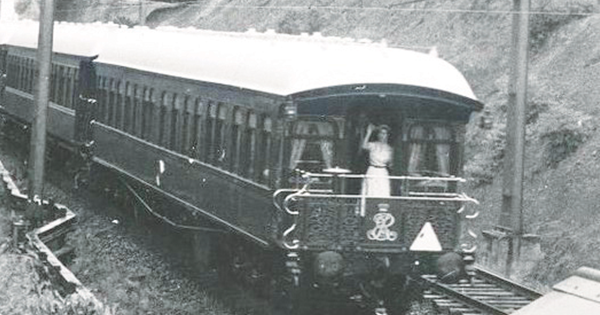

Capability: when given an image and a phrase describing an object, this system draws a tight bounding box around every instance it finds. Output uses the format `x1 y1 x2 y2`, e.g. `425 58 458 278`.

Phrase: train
0 20 482 314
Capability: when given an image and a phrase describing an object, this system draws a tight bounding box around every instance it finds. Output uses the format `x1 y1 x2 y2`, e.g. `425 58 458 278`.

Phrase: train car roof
512 267 600 315
0 20 481 108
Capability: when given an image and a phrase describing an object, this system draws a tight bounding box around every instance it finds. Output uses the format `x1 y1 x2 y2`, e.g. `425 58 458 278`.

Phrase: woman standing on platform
361 124 393 197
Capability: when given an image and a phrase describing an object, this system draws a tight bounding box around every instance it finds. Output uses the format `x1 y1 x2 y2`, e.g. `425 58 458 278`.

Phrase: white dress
361 142 393 197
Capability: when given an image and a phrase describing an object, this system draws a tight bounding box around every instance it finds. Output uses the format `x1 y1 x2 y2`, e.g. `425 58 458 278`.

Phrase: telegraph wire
51 2 599 17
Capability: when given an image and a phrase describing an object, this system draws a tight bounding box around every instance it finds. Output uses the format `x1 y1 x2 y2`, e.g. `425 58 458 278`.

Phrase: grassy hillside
13 0 600 288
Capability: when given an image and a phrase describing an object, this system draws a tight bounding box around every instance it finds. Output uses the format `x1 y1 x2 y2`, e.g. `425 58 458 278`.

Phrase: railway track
420 266 542 315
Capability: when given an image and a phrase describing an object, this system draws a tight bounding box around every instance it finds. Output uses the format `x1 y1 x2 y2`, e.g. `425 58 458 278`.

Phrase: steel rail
421 275 508 315
474 266 542 301
419 266 541 315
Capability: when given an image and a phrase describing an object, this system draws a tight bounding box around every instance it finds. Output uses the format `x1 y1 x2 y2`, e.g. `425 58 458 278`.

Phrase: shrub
535 106 593 168
113 16 137 28
13 0 31 15
0 252 113 315
277 9 324 35
529 3 595 53
464 122 506 186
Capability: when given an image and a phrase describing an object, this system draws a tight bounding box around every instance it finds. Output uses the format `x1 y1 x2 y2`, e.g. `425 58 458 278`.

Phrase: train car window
288 120 335 174
13 55 21 89
123 82 132 133
14 55 19 89
30 59 36 93
17 57 23 91
6 56 14 88
49 64 56 103
10 56 18 88
96 77 105 123
24 58 30 93
52 64 60 104
16 56 22 89
181 96 190 154
158 92 168 146
151 90 162 144
190 98 206 160
230 108 244 173
133 85 142 137
257 116 272 185
21 58 27 92
26 59 33 93
31 59 37 94
29 59 34 93
56 66 65 106
242 112 257 179
141 88 153 140
0 50 5 74
107 79 115 126
16 56 23 90
64 68 73 108
205 102 217 163
164 93 175 150
170 94 182 151
16 57 22 90
104 78 111 123
132 84 141 135
5 55 10 87
72 68 79 108
114 81 123 129
8 55 15 88
11 56 17 89
13 56 18 89
406 124 454 176
214 104 227 166
5 56 11 87
190 98 204 160
58 66 69 106
22 58 28 91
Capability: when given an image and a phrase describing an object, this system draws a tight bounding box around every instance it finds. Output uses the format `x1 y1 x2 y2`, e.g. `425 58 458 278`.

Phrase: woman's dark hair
378 124 391 133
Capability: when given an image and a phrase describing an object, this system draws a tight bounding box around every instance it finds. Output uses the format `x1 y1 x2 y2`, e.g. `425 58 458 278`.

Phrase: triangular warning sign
410 222 442 252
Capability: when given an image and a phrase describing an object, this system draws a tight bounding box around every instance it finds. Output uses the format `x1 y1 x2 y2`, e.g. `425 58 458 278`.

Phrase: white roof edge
0 20 480 101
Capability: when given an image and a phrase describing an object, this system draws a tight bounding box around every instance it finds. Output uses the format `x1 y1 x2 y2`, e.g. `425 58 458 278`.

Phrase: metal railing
274 172 480 250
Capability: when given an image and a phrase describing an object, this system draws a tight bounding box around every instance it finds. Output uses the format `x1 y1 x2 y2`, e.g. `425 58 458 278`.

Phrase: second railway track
419 266 542 315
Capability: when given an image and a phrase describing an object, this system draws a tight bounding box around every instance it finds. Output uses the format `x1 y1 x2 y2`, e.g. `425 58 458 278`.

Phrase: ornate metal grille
294 196 460 251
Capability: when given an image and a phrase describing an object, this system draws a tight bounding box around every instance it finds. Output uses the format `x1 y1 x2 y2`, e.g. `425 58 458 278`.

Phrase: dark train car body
0 21 483 313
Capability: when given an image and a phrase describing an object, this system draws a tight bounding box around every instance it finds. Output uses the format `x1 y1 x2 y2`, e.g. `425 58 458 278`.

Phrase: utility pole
139 0 145 26
27 0 55 225
482 0 532 277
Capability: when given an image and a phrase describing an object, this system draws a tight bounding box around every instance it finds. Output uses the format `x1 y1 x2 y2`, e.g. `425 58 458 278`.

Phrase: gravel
0 135 234 315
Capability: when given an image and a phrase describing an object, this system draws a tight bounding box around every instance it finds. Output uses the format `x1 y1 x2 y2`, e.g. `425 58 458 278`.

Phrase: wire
51 2 599 17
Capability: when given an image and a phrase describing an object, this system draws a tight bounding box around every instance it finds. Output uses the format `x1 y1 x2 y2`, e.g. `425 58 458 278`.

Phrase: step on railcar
0 20 483 314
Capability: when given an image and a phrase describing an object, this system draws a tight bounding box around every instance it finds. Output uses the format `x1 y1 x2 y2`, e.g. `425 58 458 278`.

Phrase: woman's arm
362 124 374 150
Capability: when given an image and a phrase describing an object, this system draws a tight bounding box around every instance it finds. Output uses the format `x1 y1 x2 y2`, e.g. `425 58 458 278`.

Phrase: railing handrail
299 172 467 182
285 192 479 204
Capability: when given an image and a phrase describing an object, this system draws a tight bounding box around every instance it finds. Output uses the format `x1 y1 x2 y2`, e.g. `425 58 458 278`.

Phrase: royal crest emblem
367 203 398 241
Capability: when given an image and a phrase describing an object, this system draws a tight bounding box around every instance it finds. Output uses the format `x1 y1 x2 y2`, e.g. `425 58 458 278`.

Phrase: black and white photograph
0 0 599 314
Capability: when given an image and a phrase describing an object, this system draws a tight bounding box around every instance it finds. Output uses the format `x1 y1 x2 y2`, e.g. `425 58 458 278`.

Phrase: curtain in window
433 126 451 175
407 126 425 174
316 123 334 169
289 122 308 170
289 122 335 170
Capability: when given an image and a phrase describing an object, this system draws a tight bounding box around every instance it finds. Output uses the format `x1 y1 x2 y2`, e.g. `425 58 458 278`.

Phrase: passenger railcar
0 20 482 314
